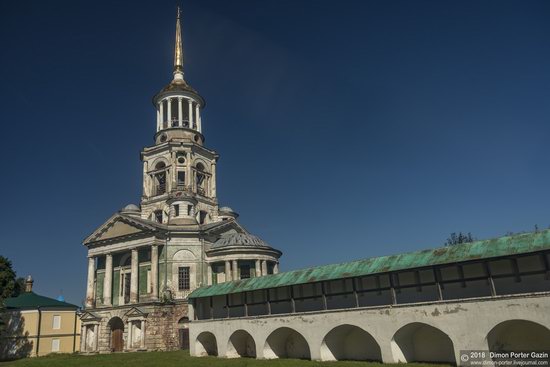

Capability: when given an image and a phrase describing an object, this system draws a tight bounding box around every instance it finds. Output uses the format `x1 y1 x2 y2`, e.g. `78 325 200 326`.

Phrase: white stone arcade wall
189 292 550 364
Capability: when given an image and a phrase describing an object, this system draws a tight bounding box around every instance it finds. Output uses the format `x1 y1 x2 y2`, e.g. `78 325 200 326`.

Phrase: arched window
153 210 163 223
195 163 206 195
178 317 190 350
153 162 167 195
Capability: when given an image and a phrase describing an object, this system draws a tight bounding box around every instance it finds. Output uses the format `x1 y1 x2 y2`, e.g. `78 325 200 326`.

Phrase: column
159 101 164 129
211 162 217 198
151 245 159 300
273 262 279 274
85 256 95 308
232 260 238 280
167 98 172 126
140 320 146 349
188 300 195 320
206 263 212 286
103 253 113 306
261 260 268 276
156 105 160 132
177 97 183 127
255 260 261 277
93 324 99 352
225 261 232 282
188 99 193 129
127 321 133 350
130 249 138 303
195 104 201 132
80 325 86 352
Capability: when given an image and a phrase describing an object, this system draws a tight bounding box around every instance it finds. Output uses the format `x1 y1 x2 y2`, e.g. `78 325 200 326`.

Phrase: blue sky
1 0 549 306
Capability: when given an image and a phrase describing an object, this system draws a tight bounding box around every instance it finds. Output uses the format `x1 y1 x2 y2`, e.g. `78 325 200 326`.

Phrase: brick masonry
89 301 188 353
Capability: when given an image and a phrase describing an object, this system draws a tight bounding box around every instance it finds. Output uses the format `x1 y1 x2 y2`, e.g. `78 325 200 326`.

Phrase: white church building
80 9 281 353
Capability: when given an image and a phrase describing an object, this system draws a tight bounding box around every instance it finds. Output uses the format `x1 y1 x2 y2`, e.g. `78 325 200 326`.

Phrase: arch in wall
196 331 218 356
152 159 168 170
108 317 124 352
173 249 196 261
119 253 131 267
226 329 256 358
391 322 456 364
195 161 208 172
263 327 311 360
177 317 189 350
320 324 382 361
487 320 550 352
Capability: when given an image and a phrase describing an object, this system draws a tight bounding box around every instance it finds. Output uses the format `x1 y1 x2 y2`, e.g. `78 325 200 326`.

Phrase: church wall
90 302 188 353
156 236 206 300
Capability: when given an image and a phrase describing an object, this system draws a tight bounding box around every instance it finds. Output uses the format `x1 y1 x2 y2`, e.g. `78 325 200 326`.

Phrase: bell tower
140 8 219 226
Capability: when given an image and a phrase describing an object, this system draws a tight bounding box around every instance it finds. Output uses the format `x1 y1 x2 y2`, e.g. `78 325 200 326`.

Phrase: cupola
153 7 205 142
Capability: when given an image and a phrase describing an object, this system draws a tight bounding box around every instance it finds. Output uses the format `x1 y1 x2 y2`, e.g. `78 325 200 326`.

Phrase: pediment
124 307 148 318
203 219 246 237
80 311 101 321
84 214 159 245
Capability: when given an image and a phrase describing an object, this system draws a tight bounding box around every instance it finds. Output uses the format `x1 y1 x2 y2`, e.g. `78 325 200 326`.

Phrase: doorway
178 317 189 349
109 317 125 352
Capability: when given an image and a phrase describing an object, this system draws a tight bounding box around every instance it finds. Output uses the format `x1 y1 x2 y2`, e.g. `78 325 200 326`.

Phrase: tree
0 256 22 301
445 232 474 246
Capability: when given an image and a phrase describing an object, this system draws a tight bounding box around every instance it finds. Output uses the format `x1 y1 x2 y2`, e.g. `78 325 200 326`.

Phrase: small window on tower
154 170 166 195
177 171 185 190
187 205 193 216
199 210 207 224
154 210 163 223
174 204 180 217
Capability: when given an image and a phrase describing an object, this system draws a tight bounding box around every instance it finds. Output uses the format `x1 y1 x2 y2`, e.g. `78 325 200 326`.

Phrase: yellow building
0 276 80 360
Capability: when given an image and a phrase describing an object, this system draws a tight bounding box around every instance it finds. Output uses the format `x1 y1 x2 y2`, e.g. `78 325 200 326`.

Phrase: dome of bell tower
152 7 205 143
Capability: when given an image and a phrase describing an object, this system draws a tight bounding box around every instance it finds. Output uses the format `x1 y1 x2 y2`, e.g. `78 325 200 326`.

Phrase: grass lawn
0 350 449 367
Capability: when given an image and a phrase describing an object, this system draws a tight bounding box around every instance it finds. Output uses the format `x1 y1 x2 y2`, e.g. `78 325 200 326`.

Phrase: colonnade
156 97 202 133
206 259 279 285
85 245 159 308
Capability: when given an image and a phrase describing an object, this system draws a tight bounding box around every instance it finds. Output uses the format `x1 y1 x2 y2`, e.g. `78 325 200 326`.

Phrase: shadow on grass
0 350 453 367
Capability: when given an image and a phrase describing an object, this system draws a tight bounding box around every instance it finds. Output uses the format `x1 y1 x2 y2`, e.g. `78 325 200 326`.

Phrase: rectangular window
177 171 185 188
52 315 61 330
199 211 207 224
240 265 251 279
51 339 60 352
154 210 163 223
174 204 180 217
178 267 190 290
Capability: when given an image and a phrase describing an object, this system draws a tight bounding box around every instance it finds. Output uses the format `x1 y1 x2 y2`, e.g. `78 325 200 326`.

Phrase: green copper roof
189 229 550 299
4 292 78 310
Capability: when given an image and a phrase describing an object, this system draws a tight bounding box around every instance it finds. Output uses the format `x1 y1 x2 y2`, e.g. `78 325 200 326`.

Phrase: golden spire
173 6 184 81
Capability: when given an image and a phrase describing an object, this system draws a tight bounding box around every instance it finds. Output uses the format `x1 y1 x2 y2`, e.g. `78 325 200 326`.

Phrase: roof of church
4 292 78 310
158 79 199 95
189 229 550 299
211 232 272 249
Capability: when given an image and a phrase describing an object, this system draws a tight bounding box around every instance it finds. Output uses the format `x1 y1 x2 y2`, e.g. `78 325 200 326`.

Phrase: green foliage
0 256 22 301
0 350 451 367
444 232 474 246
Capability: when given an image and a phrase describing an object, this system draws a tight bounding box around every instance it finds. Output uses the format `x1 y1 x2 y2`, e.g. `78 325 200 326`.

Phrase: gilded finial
173 6 184 81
